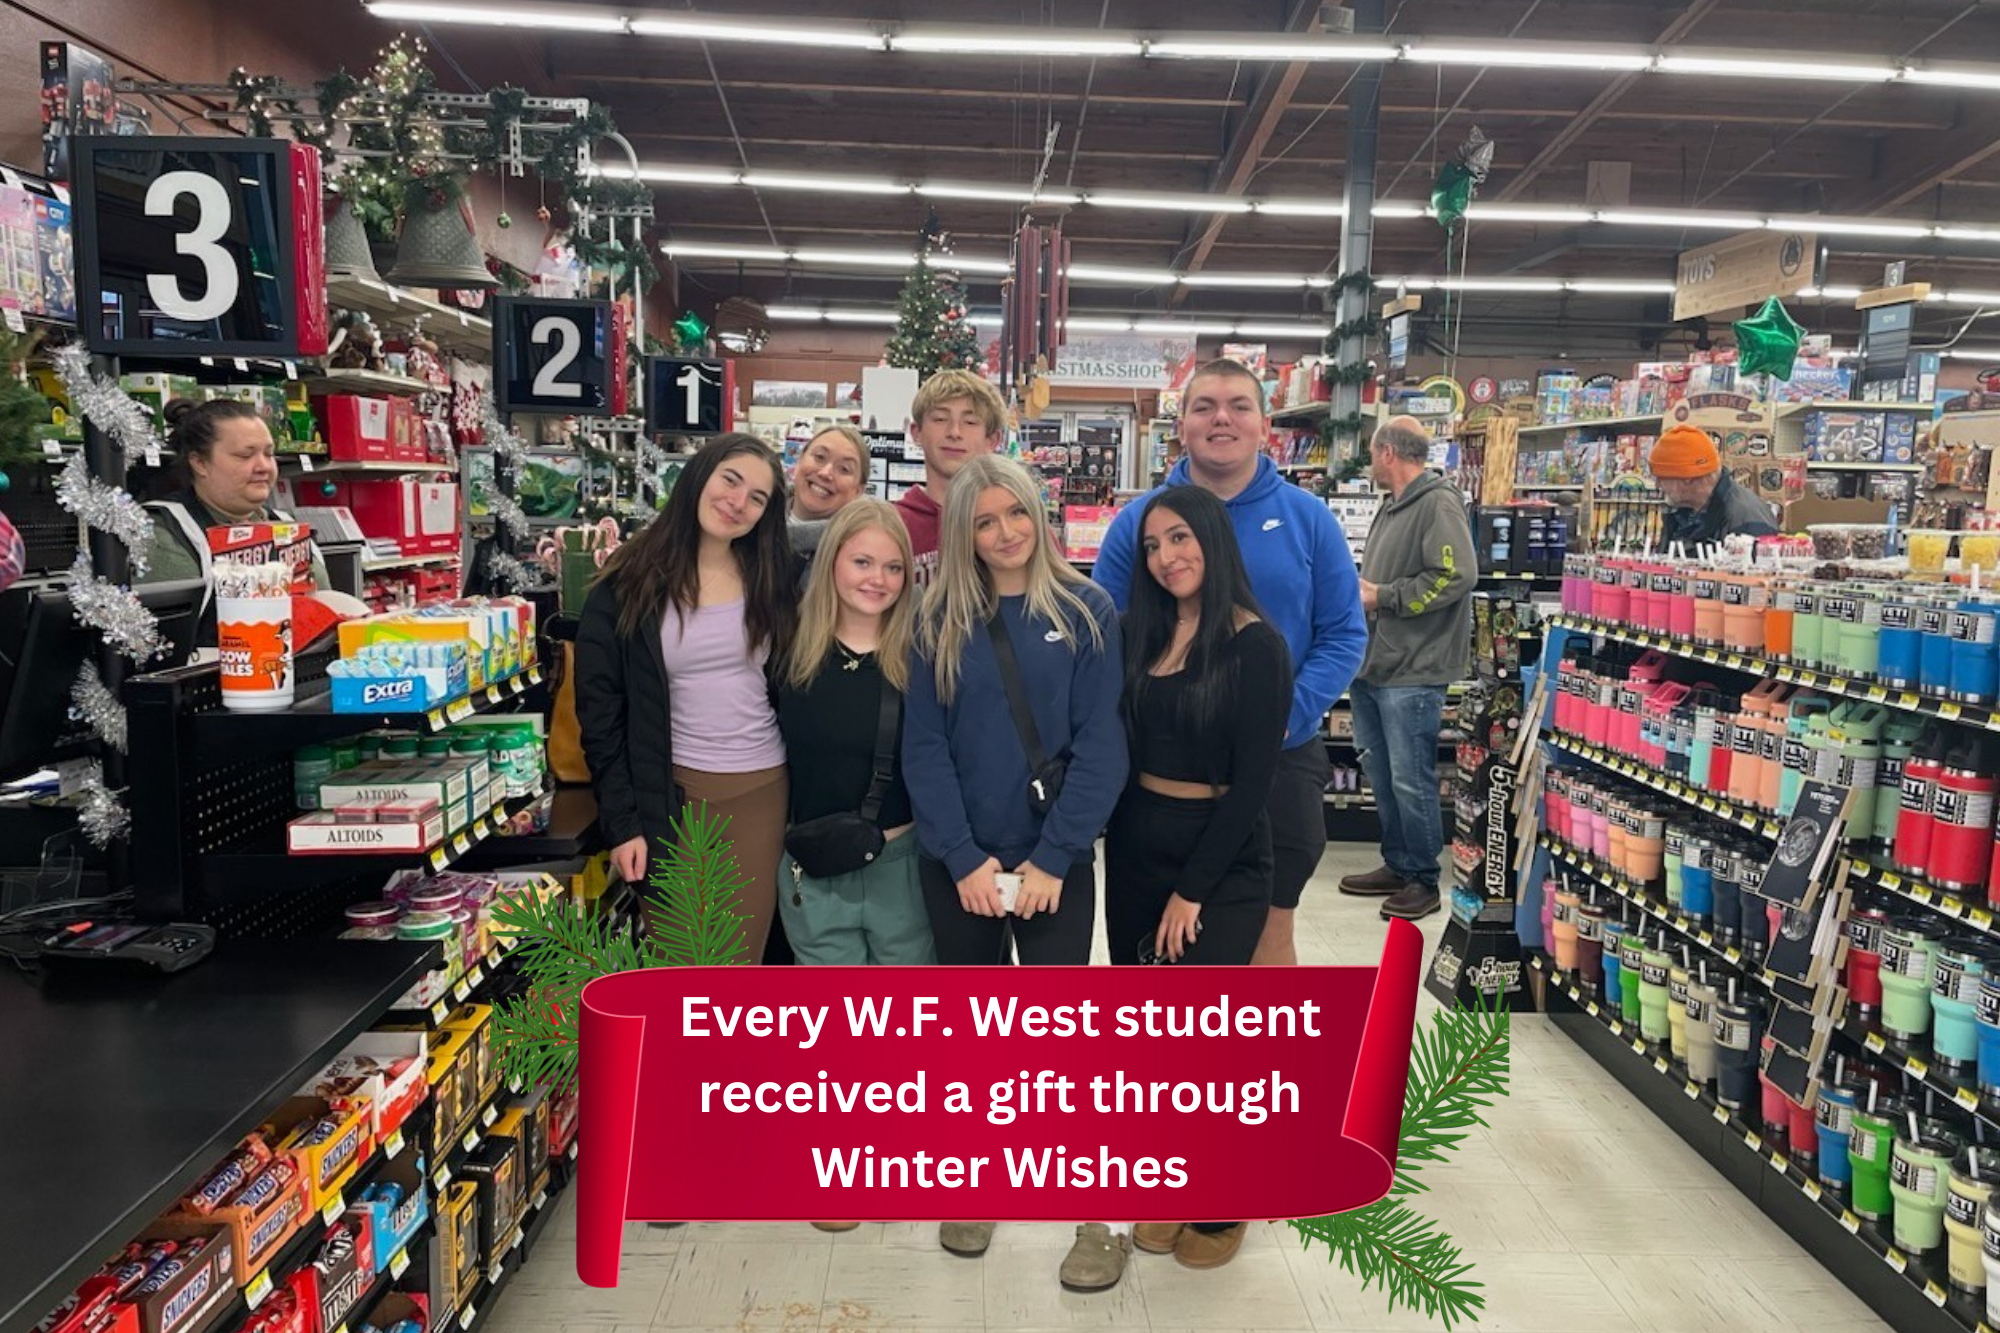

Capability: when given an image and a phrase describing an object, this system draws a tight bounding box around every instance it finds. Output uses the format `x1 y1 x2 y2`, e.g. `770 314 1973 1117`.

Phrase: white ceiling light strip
617 164 2000 243
361 3 2000 92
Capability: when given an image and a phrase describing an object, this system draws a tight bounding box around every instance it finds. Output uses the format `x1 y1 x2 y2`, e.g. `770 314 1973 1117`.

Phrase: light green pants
777 830 936 966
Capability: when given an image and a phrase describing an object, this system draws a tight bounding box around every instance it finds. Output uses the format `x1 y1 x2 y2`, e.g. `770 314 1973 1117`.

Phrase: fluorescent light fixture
1434 278 1565 292
1938 291 2000 306
892 31 1142 56
1467 204 1596 224
628 166 742 186
1944 348 2000 361
1902 65 2000 90
1371 203 1430 219
1767 215 1929 238
919 183 1082 206
1176 273 1315 288
628 15 885 47
1146 37 1400 61
1233 322 1334 337
1251 199 1346 217
1066 264 1182 284
1403 42 1652 71
1133 320 1237 335
1085 192 1254 213
740 171 906 195
941 256 1013 275
1934 225 2000 243
1064 318 1138 333
1564 279 1677 293
789 247 919 267
1655 54 1894 82
659 242 790 261
363 1 630 31
1595 208 1762 230
1796 285 1865 299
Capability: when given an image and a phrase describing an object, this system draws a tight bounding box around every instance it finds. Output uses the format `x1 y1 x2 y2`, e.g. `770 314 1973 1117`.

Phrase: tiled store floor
491 841 1891 1333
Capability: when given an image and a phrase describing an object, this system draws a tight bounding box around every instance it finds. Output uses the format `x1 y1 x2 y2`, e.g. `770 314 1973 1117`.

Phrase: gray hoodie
1358 469 1477 687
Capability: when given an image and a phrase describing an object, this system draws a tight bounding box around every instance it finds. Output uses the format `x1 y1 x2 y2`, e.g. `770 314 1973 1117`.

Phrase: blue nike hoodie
1093 455 1368 747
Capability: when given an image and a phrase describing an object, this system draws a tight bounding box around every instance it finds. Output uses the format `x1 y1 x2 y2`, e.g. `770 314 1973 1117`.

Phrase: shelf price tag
1770 1153 1789 1173
429 848 449 872
447 698 476 723
459 1304 477 1331
425 709 445 730
1973 909 1996 932
390 1248 410 1279
322 1192 345 1225
568 1140 579 1161
1586 1001 1600 1016
1712 1104 1729 1124
431 1001 450 1025
510 1227 524 1251
1746 1134 1762 1153
1925 1282 1948 1307
1802 1179 1822 1201
1840 1210 1861 1234
468 965 485 988
463 1127 481 1153
1867 686 1887 703
434 1163 451 1192
1906 1057 1929 1079
1942 702 1964 720
1631 1039 1647 1056
452 979 471 1002
1899 693 1922 711
487 1260 504 1287
1653 1057 1670 1074
485 686 502 705
1864 1032 1887 1054
1609 1020 1624 1036
245 1272 274 1310
482 1104 498 1129
533 1189 548 1211
386 1130 405 1159
450 834 470 857
1683 1080 1699 1099
1885 1249 1908 1274
1957 1088 1982 1111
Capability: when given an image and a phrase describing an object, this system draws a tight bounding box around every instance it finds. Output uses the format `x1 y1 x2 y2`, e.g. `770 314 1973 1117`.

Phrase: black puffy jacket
575 575 680 857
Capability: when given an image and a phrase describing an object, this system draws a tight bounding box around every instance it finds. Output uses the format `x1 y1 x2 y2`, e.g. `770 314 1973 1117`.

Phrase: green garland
1291 998 1510 1329
1331 312 1384 344
490 803 747 1097
1324 361 1375 387
1328 269 1377 301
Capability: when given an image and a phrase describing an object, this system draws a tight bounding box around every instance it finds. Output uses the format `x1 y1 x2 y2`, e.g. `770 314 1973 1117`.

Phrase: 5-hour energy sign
72 136 327 358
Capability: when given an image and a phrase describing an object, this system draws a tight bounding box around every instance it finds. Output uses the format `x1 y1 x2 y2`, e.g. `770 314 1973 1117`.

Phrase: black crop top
1127 620 1292 902
777 649 914 830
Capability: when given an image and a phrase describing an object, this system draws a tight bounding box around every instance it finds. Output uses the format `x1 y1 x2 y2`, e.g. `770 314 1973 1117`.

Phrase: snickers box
31 1277 138 1333
262 1097 374 1214
128 1224 233 1333
157 1156 309 1287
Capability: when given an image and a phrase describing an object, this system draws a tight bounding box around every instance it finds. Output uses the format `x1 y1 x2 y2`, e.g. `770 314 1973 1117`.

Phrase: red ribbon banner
577 919 1423 1285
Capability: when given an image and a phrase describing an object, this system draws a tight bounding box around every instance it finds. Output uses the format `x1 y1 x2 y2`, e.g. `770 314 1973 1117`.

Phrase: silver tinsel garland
479 391 530 462
51 344 166 464
487 551 542 591
69 661 127 753
488 492 532 541
635 438 671 499
56 455 155 577
65 553 164 665
76 762 132 848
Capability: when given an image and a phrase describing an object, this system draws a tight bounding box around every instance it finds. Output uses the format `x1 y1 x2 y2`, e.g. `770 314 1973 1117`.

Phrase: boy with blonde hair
897 369 1007 585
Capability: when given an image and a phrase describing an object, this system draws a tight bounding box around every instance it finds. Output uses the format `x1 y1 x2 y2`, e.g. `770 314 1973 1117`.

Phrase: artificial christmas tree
885 211 984 374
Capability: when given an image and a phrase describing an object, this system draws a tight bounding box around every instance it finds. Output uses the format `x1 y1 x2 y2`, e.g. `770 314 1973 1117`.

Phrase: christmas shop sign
1046 334 1197 389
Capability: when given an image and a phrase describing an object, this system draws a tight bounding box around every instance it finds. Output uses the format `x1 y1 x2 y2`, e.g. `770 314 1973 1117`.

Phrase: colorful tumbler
1685 975 1719 1085
1947 1152 2000 1293
1620 934 1647 1026
1882 920 1940 1041
1932 942 1994 1071
1667 964 1692 1060
1815 1082 1864 1193
1978 974 2000 1098
1713 995 1765 1112
1640 944 1672 1044
1602 920 1629 1006
1846 907 1890 1018
1893 1120 1966 1254
1849 1094 1911 1222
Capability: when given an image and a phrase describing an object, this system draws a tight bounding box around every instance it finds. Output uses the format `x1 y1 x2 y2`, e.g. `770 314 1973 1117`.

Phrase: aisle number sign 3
71 136 329 358
493 296 616 414
646 356 733 435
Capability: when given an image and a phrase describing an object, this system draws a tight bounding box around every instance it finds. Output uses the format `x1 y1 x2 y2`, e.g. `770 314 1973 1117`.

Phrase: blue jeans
1350 680 1445 891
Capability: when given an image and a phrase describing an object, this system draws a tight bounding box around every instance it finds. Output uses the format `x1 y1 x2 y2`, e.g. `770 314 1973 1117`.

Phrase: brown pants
653 764 787 964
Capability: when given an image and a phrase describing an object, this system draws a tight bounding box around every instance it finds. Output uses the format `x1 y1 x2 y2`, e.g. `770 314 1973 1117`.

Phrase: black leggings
918 855 1097 965
1105 787 1271 968
1110 787 1268 1235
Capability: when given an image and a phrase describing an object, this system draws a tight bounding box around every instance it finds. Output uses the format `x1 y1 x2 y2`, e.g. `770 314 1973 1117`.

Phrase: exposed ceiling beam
1166 0 1322 308
1496 0 1723 201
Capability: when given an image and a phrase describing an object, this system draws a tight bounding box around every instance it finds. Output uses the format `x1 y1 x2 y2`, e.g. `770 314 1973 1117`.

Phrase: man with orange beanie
1649 422 1777 548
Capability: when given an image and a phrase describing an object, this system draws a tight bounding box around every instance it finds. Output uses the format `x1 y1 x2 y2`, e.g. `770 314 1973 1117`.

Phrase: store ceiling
412 0 2000 358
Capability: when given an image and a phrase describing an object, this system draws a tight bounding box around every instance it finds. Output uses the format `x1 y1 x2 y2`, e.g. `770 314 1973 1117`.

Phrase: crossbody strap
984 612 1048 772
857 672 901 824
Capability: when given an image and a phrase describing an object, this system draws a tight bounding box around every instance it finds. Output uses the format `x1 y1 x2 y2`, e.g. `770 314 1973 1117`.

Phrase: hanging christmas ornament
497 212 512 229
1733 296 1807 380
320 480 339 498
672 310 711 353
0 471 11 493
536 204 552 225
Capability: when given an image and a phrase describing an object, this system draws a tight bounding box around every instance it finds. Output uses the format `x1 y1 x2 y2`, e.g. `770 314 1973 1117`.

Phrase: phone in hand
993 873 1023 913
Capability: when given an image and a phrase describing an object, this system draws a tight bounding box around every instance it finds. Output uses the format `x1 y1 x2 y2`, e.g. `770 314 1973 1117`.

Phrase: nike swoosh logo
1044 630 1064 643
1262 518 1283 531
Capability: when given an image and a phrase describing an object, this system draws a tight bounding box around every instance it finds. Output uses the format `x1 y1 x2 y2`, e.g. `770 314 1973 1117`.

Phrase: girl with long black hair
1111 485 1291 1271
575 433 799 961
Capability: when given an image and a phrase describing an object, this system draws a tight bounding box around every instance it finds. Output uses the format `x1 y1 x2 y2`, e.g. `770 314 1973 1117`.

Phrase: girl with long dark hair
1112 485 1291 1272
575 433 799 961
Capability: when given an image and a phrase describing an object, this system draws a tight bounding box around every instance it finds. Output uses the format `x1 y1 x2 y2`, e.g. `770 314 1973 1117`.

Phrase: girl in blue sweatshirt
903 454 1128 968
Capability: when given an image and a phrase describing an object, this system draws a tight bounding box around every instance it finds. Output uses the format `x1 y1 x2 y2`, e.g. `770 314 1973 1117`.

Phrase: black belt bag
986 613 1067 817
784 677 900 879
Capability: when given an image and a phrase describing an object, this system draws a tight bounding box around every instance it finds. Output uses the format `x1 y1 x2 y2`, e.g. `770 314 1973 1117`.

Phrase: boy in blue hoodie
1094 359 1367 965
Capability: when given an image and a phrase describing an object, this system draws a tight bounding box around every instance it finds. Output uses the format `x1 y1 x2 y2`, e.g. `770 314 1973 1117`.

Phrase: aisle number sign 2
493 296 616 414
71 136 329 358
646 356 734 435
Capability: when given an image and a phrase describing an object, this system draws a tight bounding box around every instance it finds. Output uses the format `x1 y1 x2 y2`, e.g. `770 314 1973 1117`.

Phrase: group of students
571 358 1471 1292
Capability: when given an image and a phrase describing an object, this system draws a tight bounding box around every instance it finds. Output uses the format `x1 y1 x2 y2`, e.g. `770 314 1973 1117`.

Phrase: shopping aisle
494 841 1892 1333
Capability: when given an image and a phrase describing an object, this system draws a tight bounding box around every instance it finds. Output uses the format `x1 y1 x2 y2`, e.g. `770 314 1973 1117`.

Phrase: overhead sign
646 356 734 435
1674 227 1816 322
72 136 328 358
492 296 616 414
1049 334 1197 389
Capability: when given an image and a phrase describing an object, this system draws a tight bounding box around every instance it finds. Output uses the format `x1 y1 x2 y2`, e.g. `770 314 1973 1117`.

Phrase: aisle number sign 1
492 296 617 413
71 136 329 358
646 356 734 436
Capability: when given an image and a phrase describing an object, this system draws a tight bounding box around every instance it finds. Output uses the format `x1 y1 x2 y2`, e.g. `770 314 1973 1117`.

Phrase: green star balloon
672 310 711 352
1733 296 1806 380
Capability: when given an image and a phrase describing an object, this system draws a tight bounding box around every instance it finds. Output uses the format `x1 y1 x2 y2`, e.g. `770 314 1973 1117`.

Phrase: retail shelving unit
1522 610 2000 1333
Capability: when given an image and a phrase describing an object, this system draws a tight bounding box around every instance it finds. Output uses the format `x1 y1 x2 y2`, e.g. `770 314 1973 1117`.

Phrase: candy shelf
202 798 529 904
1550 615 2000 738
184 665 544 767
1532 953 1981 1333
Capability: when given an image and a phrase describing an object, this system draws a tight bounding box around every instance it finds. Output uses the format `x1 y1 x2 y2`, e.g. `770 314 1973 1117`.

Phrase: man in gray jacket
1339 416 1477 921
